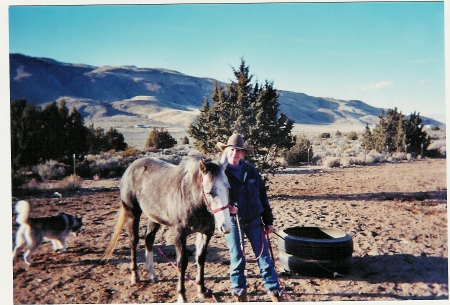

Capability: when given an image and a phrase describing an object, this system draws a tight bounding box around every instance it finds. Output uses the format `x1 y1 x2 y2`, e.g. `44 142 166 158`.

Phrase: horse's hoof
148 275 158 283
130 275 139 285
197 288 212 300
177 294 187 303
25 260 35 267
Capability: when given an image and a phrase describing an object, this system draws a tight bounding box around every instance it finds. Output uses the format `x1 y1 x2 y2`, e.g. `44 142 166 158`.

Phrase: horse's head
198 158 232 234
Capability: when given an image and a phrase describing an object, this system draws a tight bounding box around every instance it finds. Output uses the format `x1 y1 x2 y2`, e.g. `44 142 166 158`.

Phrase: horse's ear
199 158 207 174
220 152 228 171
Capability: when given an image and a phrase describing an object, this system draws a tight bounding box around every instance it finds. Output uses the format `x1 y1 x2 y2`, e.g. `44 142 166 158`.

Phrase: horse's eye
207 191 215 197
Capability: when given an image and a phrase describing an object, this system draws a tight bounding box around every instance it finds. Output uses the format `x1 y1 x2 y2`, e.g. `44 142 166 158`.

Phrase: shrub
145 127 177 150
426 140 446 158
391 152 407 161
123 147 143 157
60 174 82 191
34 160 67 180
89 156 125 178
283 134 313 165
319 133 331 139
322 156 340 168
340 157 365 167
181 136 190 145
346 131 359 141
365 150 390 164
335 130 342 137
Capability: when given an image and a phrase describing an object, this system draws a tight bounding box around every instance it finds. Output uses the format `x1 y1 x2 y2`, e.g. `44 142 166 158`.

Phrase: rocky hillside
9 53 442 131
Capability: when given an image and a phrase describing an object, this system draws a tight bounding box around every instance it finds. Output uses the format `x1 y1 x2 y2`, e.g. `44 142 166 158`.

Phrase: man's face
227 147 245 166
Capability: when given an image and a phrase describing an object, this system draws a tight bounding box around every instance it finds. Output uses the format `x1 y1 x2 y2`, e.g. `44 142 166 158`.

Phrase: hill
9 53 443 147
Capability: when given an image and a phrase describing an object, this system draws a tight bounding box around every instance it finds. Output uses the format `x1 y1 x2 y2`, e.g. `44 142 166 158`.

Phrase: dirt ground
11 158 448 303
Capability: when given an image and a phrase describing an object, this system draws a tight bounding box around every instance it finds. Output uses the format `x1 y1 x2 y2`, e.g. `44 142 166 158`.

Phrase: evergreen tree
384 108 403 153
364 108 430 157
105 127 128 151
188 99 217 152
86 124 108 154
40 101 67 161
157 128 177 149
145 127 159 150
283 134 313 165
11 99 44 168
362 123 373 151
188 59 295 172
145 127 177 150
404 112 431 156
11 99 128 169
394 114 406 152
66 107 89 158
371 110 389 153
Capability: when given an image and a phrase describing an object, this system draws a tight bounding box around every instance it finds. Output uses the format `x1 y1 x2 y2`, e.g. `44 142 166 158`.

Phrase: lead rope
235 214 265 262
266 229 289 301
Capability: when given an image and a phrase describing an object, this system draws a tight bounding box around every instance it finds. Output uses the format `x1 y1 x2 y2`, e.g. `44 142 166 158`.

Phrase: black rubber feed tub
278 251 353 276
277 226 353 275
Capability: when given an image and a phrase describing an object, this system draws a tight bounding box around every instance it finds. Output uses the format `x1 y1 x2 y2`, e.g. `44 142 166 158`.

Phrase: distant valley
10 53 443 148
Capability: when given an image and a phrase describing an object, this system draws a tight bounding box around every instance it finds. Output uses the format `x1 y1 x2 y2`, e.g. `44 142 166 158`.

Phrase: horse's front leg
144 220 160 283
174 229 189 303
195 232 213 299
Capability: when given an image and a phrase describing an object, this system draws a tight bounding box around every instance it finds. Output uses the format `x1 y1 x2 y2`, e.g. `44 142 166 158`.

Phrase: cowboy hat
216 134 253 152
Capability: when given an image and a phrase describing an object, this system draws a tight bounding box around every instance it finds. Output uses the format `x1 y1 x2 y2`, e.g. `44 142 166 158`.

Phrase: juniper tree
365 108 430 156
394 114 406 152
11 99 128 169
371 109 388 152
105 127 127 151
145 127 177 151
404 112 431 156
188 59 295 172
283 134 313 165
11 99 44 168
188 98 218 153
362 123 373 151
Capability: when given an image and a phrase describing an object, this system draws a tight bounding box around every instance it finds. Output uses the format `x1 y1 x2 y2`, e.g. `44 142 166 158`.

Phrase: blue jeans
224 216 280 296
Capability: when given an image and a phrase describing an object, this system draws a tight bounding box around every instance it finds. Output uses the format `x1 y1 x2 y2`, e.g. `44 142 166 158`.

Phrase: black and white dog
12 200 83 265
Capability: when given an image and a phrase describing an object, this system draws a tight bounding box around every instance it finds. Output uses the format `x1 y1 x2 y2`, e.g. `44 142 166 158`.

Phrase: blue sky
5 1 447 122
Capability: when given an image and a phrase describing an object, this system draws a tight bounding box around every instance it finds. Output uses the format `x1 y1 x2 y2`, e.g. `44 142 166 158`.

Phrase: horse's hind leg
195 232 213 299
123 202 142 284
144 220 160 282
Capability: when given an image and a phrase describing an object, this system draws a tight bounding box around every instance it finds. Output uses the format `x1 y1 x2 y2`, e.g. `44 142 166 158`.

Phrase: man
217 133 283 302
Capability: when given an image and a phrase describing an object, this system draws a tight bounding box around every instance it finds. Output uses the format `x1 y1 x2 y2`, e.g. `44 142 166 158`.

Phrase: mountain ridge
9 53 443 132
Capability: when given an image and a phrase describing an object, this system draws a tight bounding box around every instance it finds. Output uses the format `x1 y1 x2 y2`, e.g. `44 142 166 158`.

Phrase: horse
103 156 232 302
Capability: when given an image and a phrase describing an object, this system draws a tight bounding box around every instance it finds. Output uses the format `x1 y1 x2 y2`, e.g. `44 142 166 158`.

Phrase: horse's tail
102 202 126 262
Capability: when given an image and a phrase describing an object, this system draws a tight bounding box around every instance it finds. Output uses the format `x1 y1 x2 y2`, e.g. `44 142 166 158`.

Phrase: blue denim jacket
225 161 274 226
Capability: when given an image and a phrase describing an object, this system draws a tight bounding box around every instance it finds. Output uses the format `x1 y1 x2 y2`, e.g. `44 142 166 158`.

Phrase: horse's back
120 157 177 204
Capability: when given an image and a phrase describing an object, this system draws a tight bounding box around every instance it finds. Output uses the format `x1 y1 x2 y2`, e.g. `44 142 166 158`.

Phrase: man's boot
237 290 248 302
270 295 282 302
269 290 283 302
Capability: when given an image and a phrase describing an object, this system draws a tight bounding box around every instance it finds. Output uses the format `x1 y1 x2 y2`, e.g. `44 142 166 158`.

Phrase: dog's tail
15 200 30 225
102 202 126 262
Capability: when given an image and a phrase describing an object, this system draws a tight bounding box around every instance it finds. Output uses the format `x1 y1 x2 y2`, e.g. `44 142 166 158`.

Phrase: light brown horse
104 156 232 302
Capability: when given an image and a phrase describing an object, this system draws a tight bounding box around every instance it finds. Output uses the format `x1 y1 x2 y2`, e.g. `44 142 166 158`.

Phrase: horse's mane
177 156 221 179
174 156 222 203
